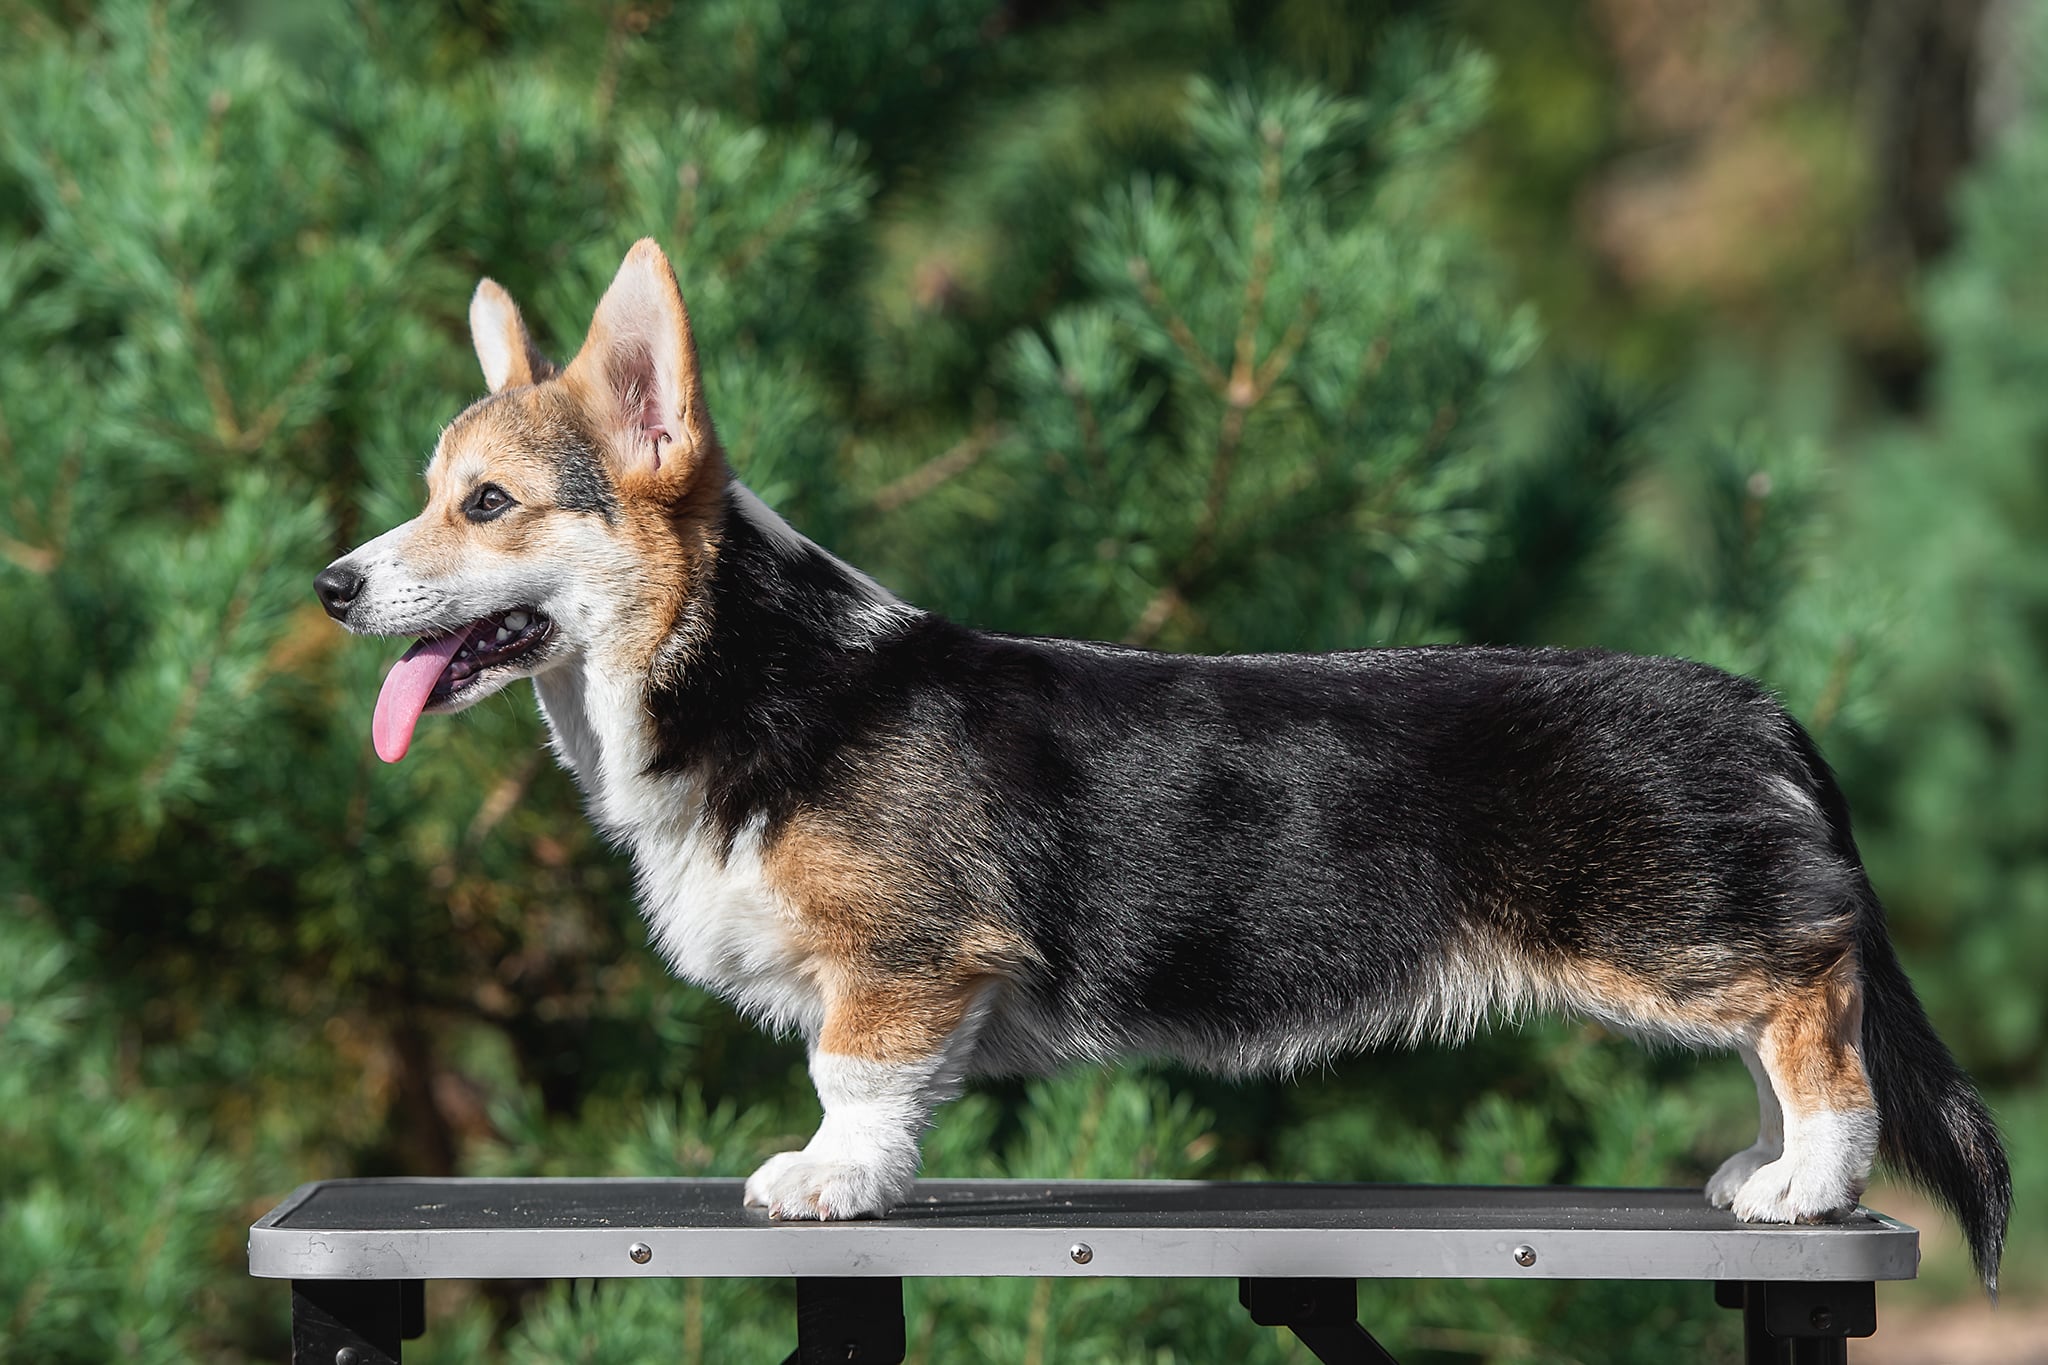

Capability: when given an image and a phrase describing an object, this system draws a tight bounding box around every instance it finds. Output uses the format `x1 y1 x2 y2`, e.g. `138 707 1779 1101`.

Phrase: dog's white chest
631 818 818 1030
531 666 824 1040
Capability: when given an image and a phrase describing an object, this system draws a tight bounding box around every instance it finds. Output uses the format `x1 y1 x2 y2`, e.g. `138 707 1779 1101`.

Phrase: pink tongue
371 625 475 763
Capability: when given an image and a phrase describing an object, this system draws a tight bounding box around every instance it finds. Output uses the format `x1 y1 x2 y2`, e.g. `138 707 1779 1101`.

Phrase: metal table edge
247 1186 1920 1284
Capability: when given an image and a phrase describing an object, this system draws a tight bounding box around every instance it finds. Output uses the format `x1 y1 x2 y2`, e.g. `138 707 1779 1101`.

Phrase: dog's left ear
469 279 553 393
566 239 719 485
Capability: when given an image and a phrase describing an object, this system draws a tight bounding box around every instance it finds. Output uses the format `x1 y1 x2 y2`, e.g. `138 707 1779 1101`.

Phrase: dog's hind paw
1727 1157 1858 1225
743 1150 907 1220
1705 1144 1778 1210
1727 1108 1877 1225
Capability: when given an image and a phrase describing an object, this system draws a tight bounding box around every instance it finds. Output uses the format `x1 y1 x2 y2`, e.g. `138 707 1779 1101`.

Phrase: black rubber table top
267 1178 1894 1233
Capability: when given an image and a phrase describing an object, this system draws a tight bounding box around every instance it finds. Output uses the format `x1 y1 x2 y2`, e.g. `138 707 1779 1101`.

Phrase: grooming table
249 1178 1917 1363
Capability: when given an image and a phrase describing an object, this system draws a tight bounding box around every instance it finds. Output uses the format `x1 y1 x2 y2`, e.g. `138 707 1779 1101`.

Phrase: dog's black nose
314 563 365 620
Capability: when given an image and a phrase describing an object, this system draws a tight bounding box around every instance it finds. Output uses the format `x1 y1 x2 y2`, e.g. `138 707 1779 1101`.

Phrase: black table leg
1240 1278 1401 1365
780 1276 906 1365
1718 1281 1782 1363
401 1280 424 1341
292 1279 406 1364
1718 1280 1874 1364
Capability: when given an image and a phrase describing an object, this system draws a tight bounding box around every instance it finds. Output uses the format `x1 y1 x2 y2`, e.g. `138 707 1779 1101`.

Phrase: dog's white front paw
743 1150 907 1220
1705 1144 1777 1210
1728 1157 1856 1225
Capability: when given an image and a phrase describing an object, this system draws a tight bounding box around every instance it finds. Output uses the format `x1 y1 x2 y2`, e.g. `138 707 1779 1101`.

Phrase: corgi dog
314 240 2010 1290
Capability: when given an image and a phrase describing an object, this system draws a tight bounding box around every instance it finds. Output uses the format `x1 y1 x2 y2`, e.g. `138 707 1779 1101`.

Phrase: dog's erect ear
566 239 718 484
469 279 552 394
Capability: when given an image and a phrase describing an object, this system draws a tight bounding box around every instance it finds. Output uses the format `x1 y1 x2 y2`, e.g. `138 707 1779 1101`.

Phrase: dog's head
315 239 725 761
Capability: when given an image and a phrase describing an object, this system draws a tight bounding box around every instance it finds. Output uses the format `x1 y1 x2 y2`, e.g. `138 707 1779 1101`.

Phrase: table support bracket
1240 1277 1400 1365
1717 1279 1876 1364
289 1278 421 1364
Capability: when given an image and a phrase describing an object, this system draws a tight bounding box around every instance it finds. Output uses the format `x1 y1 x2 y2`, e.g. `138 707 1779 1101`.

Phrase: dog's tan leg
1729 969 1878 1223
743 975 989 1220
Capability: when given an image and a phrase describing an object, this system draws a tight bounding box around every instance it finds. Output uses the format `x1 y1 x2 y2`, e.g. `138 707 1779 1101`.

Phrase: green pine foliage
900 62 1537 651
0 914 255 1362
1 0 2037 1359
1851 11 2048 1075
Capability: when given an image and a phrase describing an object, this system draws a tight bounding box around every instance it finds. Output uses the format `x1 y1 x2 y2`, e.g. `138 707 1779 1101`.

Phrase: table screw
1069 1242 1094 1265
1810 1307 1835 1331
1513 1245 1537 1267
628 1241 653 1265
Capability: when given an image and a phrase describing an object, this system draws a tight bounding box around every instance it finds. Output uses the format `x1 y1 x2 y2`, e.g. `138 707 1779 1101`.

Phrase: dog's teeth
496 627 511 643
504 611 530 631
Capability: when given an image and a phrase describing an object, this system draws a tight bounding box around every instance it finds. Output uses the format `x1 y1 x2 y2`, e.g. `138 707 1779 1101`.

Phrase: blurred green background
2 0 2043 1359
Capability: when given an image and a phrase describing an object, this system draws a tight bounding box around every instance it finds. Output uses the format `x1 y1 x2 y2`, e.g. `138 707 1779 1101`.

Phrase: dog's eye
464 484 516 522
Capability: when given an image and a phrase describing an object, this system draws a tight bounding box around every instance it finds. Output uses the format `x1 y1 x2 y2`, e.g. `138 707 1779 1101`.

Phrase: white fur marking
741 1055 927 1219
1768 774 1827 833
531 665 601 785
1731 1106 1878 1223
743 993 997 1219
529 647 827 1035
471 283 527 393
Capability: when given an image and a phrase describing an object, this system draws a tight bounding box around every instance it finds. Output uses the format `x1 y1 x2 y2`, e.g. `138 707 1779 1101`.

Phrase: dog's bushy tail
1787 722 2010 1295
1856 900 2011 1295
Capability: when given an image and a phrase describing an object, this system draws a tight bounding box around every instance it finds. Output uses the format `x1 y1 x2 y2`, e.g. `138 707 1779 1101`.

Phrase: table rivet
335 1350 362 1365
628 1241 653 1265
1810 1307 1835 1331
1069 1242 1094 1265
1513 1244 1537 1267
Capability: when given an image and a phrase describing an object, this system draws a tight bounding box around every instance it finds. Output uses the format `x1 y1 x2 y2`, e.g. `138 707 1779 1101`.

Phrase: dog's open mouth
430 608 554 701
371 608 553 763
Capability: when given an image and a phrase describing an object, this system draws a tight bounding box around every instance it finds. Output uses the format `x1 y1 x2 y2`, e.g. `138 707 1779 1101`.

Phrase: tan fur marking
1756 961 1873 1117
765 816 1029 974
764 812 1031 1064
402 395 561 554
617 463 724 670
1526 941 1872 1120
1506 944 1774 1035
817 975 977 1063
